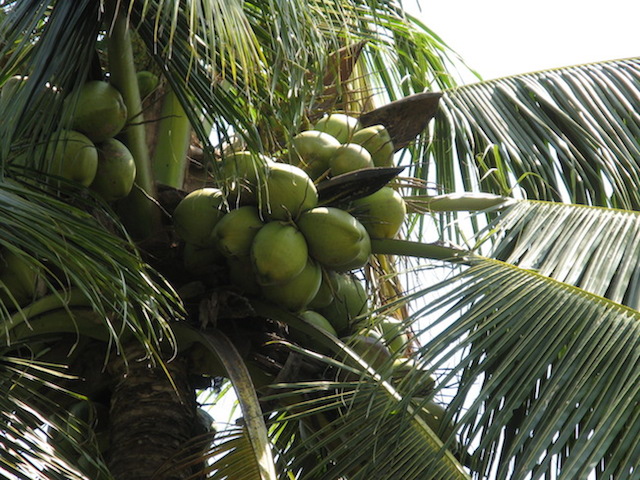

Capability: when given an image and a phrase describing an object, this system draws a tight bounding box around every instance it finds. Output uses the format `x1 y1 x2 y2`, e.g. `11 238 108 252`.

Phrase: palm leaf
0 352 110 480
410 256 640 479
481 199 640 309
424 58 640 213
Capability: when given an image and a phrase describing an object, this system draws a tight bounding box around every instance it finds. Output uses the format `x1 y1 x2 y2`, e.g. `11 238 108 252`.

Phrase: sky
407 0 640 83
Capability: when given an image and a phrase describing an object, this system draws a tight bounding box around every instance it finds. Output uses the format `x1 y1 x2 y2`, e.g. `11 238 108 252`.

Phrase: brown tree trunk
108 344 198 480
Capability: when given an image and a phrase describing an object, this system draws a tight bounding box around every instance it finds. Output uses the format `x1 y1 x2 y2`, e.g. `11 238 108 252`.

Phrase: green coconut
258 162 318 221
319 274 369 333
173 188 226 247
314 113 361 143
291 130 341 179
329 143 374 176
213 206 264 258
261 258 322 311
351 124 394 167
63 80 128 143
351 186 407 239
250 221 308 286
297 207 371 270
45 130 98 186
90 138 136 202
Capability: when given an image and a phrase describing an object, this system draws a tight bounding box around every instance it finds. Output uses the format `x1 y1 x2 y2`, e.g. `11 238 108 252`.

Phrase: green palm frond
411 256 640 480
481 199 640 309
0 180 180 351
0 353 109 480
424 58 640 211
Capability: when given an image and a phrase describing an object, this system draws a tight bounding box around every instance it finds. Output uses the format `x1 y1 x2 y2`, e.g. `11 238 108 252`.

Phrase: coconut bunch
172 114 413 359
3 76 138 202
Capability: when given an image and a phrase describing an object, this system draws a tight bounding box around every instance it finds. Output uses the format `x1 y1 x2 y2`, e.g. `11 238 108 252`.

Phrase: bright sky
408 0 640 83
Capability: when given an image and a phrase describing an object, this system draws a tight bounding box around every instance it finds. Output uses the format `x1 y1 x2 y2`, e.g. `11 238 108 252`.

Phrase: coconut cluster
3 76 137 202
173 114 411 360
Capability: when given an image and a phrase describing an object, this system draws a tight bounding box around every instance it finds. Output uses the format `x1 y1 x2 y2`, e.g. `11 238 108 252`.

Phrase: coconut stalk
107 10 161 240
151 87 192 189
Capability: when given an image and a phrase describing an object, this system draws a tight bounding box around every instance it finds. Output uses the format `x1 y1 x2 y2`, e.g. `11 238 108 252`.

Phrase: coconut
183 242 225 276
0 249 40 308
329 143 373 176
350 124 394 167
261 258 322 311
319 274 369 333
213 206 264 258
45 130 98 186
250 221 308 286
63 81 128 143
297 207 371 270
173 188 226 247
314 113 361 143
351 186 406 239
90 138 136 202
220 151 272 206
291 130 341 179
136 71 159 98
258 162 318 221
377 316 409 355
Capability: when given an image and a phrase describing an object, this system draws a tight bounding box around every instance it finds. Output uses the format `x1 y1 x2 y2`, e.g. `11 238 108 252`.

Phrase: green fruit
261 258 322 311
183 242 225 275
291 130 341 179
221 151 271 207
314 113 361 143
173 188 226 247
377 316 409 355
90 138 136 201
319 274 368 333
259 162 318 221
0 250 40 308
213 206 264 258
291 310 338 348
351 124 394 167
136 71 159 98
307 269 338 309
340 333 392 380
420 401 455 440
351 187 406 239
63 81 128 143
226 256 261 294
297 207 371 270
300 310 338 337
329 143 373 176
46 130 98 186
250 222 308 286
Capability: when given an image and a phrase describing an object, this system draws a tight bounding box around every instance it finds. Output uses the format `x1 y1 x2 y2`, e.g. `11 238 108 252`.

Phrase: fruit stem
107 8 161 240
151 87 191 188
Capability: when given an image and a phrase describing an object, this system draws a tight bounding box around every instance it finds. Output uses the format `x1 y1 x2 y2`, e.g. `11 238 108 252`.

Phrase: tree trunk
108 344 198 480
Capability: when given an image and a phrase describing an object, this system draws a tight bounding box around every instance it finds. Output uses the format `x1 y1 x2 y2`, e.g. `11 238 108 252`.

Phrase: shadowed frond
412 257 640 480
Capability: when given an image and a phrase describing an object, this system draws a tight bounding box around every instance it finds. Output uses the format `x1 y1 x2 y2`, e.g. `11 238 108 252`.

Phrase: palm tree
1 2 639 480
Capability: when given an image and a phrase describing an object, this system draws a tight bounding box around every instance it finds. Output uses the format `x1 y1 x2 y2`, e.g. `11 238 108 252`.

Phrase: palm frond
424 58 640 211
480 199 640 309
411 256 640 480
0 180 180 352
0 353 109 480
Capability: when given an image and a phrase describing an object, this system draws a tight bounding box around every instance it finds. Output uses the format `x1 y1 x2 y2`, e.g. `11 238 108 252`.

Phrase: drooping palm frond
0 180 180 351
0 353 110 480
480 199 640 310
420 58 640 218
410 256 640 480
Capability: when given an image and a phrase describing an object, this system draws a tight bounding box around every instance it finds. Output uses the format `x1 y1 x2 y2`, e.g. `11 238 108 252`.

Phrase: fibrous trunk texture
108 345 197 480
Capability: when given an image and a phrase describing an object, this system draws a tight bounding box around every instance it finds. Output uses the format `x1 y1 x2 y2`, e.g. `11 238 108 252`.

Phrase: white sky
407 0 640 82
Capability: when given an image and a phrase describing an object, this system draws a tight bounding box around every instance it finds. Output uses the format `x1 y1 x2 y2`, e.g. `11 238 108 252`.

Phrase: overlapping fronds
0 353 109 480
482 199 640 309
424 58 640 213
0 180 180 350
411 257 640 480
